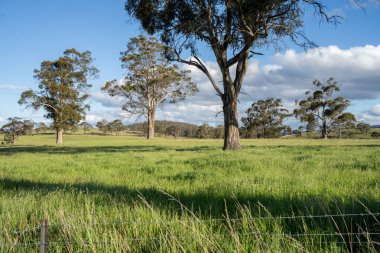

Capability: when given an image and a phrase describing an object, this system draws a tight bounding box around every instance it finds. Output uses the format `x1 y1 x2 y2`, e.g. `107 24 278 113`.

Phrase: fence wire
2 212 379 249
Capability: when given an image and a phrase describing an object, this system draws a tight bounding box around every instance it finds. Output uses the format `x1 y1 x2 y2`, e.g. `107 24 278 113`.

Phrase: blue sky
1 0 380 126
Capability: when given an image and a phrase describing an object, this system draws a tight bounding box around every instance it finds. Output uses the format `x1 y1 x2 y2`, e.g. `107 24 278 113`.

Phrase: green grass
1 134 380 252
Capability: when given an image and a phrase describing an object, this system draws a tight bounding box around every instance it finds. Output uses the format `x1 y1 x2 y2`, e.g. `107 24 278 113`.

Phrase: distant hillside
127 120 198 130
126 120 224 139
371 125 380 128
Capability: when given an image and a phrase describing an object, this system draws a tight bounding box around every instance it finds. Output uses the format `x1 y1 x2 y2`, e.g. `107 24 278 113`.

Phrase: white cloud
0 85 27 91
359 104 380 125
90 92 125 108
88 45 380 126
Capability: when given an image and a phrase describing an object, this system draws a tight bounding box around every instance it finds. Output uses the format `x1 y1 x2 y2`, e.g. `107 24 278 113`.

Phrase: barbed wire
44 212 380 228
1 231 379 248
2 212 379 249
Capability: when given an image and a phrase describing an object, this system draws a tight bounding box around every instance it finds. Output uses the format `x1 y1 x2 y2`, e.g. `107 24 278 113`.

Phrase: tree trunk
222 94 240 150
56 128 63 144
147 109 155 139
321 122 328 139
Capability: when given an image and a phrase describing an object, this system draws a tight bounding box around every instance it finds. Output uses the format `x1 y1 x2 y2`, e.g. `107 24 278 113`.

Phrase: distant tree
212 125 224 139
196 123 211 139
108 119 125 135
294 78 351 139
0 117 28 144
35 122 48 135
331 112 356 139
22 120 35 135
125 0 338 149
102 35 197 139
357 121 371 135
79 121 92 135
18 49 99 144
242 98 290 138
96 120 109 135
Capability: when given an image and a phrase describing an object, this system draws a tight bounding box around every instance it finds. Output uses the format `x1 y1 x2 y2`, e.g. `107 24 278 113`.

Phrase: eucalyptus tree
294 78 351 139
124 0 338 149
79 121 92 135
242 98 290 138
331 112 356 139
108 119 126 135
102 35 197 139
0 117 28 144
18 49 99 144
96 119 109 135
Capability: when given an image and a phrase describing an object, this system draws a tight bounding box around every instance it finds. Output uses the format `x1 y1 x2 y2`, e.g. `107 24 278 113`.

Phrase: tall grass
1 134 380 252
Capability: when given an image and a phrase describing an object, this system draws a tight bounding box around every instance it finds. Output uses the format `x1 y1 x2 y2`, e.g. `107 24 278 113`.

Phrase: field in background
1 134 380 252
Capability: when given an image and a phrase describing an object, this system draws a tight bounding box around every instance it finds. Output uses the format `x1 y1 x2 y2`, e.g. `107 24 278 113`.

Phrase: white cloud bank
91 44 380 126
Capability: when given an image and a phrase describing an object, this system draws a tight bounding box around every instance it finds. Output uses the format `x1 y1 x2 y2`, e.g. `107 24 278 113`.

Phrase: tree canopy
294 78 351 139
242 98 290 138
102 35 197 139
18 48 99 144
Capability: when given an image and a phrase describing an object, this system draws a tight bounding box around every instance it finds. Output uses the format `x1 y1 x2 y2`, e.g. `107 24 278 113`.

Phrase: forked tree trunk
147 109 155 139
222 91 240 150
56 128 63 144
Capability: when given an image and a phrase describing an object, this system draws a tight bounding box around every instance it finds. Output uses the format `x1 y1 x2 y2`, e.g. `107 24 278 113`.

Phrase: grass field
1 134 380 252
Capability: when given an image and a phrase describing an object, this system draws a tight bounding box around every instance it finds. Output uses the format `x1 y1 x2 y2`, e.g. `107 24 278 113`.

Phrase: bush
371 132 380 138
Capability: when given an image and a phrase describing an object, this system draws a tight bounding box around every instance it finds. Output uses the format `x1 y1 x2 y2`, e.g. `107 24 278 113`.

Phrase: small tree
108 119 125 135
242 98 290 138
0 117 28 144
294 78 350 139
35 122 48 135
331 112 356 139
102 35 198 139
357 121 371 135
22 120 35 135
79 121 92 135
96 120 109 135
19 49 99 144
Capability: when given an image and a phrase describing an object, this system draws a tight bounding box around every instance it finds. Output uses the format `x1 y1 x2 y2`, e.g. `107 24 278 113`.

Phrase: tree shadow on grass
0 145 221 155
2 177 380 243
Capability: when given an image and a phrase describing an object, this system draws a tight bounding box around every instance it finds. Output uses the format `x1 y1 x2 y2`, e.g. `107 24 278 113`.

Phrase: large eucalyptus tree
124 0 338 149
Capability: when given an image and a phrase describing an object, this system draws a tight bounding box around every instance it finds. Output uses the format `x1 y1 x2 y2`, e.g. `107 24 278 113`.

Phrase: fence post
40 219 48 253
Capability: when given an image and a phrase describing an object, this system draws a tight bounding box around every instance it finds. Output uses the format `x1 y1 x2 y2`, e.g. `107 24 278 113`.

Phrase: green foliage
79 121 92 135
242 98 291 138
294 78 351 139
357 121 371 135
18 49 99 142
102 35 197 139
0 117 34 144
35 122 48 135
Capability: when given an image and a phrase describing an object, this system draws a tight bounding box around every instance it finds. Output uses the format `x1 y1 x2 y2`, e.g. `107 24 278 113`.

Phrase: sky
1 0 380 127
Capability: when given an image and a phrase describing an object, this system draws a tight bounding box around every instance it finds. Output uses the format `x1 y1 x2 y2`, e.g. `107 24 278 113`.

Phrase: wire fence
1 212 379 251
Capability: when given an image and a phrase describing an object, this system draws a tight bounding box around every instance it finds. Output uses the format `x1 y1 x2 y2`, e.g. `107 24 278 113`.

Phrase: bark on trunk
56 128 63 144
222 95 240 150
147 109 155 139
321 123 328 139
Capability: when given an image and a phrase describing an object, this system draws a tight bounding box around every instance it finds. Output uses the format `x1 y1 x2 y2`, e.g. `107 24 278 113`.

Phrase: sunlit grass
1 134 380 252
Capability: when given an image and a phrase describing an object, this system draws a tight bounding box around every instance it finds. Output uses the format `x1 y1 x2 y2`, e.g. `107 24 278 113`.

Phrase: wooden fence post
40 219 48 253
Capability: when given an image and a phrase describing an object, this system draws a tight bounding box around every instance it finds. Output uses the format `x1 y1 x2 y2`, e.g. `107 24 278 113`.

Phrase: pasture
1 134 380 252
